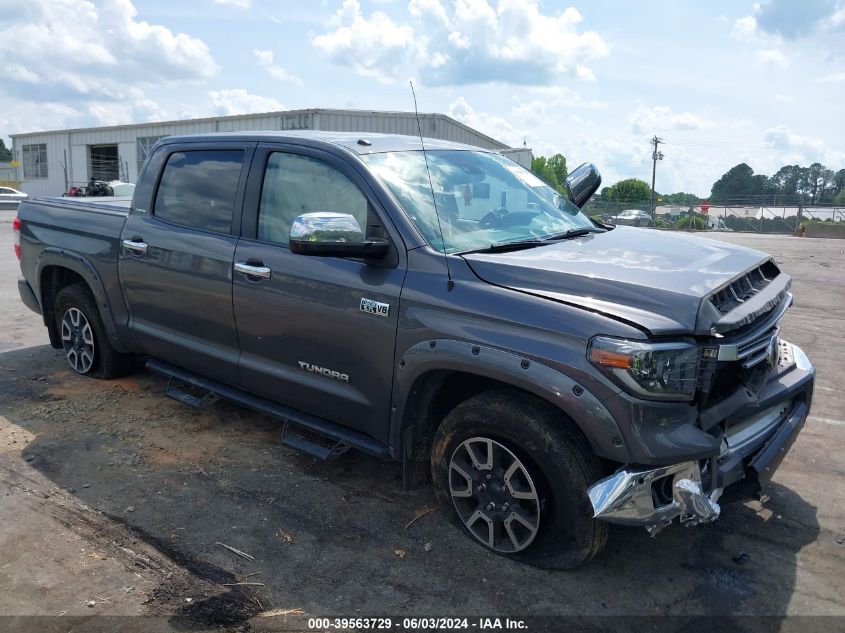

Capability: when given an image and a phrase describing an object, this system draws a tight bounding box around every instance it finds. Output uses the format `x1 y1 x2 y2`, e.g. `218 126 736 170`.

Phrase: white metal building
9 108 532 197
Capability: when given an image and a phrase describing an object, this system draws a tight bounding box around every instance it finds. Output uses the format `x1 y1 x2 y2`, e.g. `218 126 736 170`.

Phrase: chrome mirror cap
289 212 364 243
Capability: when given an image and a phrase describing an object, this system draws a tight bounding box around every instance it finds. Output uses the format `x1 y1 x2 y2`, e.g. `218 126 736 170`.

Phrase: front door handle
122 238 148 254
234 261 272 279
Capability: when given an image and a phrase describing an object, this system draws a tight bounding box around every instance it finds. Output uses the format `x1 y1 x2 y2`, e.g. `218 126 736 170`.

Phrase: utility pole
650 135 664 224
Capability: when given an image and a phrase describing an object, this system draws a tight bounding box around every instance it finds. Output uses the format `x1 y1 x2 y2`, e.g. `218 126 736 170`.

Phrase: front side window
153 150 244 234
365 150 592 253
22 144 48 179
258 153 368 246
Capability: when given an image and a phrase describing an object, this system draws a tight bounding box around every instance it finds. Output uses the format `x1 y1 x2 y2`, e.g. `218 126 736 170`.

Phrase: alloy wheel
448 436 541 553
61 307 95 374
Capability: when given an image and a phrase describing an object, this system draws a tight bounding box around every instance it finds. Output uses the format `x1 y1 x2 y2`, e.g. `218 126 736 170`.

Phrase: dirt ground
1 211 843 630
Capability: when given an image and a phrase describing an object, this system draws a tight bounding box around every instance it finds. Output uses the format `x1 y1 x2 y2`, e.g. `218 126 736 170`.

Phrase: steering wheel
479 207 508 229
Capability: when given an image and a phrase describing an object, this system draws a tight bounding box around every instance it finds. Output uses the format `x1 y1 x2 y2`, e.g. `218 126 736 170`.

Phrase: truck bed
17 196 133 341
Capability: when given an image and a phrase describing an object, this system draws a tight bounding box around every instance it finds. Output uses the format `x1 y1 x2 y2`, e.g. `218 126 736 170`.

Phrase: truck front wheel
431 390 607 569
54 283 133 379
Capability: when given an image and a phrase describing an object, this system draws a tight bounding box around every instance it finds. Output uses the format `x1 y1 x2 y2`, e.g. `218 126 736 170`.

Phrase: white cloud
448 97 527 147
732 15 758 39
312 0 422 83
773 94 794 103
755 0 836 39
756 48 789 67
628 105 715 134
312 0 609 86
763 124 845 165
214 0 251 7
207 89 284 116
816 72 845 82
0 0 217 103
254 49 303 84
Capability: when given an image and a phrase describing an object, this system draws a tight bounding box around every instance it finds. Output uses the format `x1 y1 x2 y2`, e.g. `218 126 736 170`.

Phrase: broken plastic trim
587 461 722 536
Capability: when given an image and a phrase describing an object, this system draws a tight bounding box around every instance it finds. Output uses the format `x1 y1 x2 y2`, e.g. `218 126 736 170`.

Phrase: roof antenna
410 80 454 291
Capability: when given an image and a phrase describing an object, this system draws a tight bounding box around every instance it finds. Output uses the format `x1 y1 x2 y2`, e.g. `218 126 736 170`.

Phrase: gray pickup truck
15 131 814 568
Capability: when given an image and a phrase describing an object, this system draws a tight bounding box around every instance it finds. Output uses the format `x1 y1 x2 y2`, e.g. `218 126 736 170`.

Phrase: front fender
389 339 631 463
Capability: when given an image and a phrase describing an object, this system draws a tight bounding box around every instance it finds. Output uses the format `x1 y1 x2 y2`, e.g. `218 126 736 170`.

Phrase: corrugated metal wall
11 109 529 197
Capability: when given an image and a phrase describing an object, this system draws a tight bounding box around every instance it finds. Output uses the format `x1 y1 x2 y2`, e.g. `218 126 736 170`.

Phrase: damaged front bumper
587 461 721 536
587 340 814 536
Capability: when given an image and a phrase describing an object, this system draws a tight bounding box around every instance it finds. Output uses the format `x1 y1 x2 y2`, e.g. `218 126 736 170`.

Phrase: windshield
364 150 593 253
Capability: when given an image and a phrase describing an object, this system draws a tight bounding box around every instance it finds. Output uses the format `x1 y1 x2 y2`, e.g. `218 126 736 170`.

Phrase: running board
165 376 218 408
146 359 390 460
281 422 351 462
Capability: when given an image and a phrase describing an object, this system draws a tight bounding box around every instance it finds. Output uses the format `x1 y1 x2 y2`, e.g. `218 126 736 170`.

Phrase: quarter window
22 144 48 179
154 150 244 234
258 153 369 246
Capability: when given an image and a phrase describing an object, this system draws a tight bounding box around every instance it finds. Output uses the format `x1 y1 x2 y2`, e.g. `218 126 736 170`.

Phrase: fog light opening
651 474 674 508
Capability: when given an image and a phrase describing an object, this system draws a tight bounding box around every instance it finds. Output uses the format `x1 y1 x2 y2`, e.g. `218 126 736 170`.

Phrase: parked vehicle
0 186 27 210
610 208 652 227
14 132 814 568
108 181 136 197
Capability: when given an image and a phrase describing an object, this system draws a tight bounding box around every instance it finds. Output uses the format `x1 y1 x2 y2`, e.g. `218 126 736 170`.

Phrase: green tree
661 192 702 205
530 153 568 194
0 139 12 162
770 165 802 200
603 178 653 203
833 169 845 197
801 162 835 204
710 163 772 203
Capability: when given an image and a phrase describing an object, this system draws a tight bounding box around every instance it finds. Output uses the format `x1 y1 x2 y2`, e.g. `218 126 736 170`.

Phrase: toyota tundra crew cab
14 132 814 568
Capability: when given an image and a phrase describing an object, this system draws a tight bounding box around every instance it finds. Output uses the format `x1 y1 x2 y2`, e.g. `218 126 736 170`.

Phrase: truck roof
157 131 485 155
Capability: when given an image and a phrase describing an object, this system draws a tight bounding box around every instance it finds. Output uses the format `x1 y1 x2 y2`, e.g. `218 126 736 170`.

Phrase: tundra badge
360 297 390 317
298 361 349 383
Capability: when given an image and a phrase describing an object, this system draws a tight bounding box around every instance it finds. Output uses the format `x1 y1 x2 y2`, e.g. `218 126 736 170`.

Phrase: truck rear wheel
54 283 133 379
431 390 607 569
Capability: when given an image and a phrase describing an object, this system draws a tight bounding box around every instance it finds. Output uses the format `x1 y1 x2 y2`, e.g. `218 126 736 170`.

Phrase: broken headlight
588 336 701 401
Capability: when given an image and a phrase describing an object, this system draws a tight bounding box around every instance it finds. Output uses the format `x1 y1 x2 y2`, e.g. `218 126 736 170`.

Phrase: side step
165 376 218 408
281 422 350 462
146 359 390 460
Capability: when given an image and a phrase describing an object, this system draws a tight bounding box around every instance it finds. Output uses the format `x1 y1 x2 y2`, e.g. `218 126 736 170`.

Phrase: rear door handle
122 238 148 254
234 261 272 279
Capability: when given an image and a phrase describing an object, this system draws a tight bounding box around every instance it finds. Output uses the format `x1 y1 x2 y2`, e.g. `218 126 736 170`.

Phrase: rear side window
154 150 244 234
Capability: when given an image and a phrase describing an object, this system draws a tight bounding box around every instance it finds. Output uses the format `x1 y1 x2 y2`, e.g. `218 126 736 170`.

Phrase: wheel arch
391 339 630 488
36 250 130 352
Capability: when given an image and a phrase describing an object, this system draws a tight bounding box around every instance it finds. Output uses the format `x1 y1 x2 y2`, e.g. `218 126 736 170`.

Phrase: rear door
232 144 406 441
119 142 254 385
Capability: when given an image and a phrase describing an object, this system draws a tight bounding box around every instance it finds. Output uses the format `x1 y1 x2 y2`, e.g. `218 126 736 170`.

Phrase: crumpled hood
462 226 769 335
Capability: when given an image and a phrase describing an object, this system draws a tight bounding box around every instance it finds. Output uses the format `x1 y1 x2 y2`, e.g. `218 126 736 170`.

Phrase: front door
119 142 253 385
232 146 406 441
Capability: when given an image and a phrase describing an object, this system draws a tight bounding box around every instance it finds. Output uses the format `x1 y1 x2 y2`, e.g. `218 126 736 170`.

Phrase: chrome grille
709 260 780 314
717 323 779 369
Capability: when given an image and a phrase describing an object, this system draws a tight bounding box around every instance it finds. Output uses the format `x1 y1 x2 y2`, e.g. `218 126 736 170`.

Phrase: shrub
675 215 707 230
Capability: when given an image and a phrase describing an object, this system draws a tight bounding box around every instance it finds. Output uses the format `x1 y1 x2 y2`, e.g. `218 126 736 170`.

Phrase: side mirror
565 163 602 208
289 212 389 259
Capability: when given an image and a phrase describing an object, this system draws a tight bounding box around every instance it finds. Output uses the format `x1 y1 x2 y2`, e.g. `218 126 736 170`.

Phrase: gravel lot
1 211 843 630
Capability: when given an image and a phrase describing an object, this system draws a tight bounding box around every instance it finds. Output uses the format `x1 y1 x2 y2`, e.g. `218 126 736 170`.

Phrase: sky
1 0 843 196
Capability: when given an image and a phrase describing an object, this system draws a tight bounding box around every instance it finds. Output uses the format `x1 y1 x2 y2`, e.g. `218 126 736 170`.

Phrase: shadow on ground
0 344 826 629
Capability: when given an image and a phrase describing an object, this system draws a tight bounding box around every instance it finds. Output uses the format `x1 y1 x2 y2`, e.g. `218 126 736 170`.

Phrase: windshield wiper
463 239 545 254
541 227 603 241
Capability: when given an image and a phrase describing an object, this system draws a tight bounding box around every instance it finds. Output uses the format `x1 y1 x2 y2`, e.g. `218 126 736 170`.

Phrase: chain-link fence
582 198 845 234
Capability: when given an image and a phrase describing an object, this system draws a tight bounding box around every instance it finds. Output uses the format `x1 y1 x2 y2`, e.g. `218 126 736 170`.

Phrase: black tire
431 389 607 569
54 283 133 379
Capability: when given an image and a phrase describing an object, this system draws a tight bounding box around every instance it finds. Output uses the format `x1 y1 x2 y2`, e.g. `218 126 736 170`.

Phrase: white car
107 181 136 197
0 186 27 210
610 209 653 227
